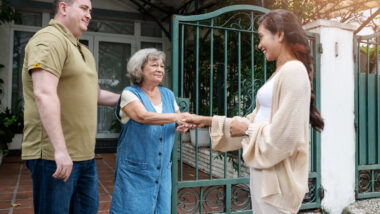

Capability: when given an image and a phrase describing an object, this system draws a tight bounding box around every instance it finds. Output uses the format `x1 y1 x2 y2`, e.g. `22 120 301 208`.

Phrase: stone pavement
0 153 212 214
0 153 116 214
6 153 373 214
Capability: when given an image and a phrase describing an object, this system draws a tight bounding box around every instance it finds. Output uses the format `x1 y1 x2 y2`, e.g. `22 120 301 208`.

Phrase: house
1 1 380 213
0 0 181 148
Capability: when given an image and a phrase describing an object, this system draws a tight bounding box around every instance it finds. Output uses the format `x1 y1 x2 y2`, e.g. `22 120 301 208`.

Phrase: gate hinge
319 185 325 199
318 43 323 54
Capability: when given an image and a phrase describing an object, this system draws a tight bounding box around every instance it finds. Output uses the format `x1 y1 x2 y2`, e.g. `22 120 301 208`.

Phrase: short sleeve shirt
22 19 98 161
119 90 180 124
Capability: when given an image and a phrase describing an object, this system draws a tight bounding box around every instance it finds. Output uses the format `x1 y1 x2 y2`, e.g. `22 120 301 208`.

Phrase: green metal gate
171 5 322 213
355 32 380 199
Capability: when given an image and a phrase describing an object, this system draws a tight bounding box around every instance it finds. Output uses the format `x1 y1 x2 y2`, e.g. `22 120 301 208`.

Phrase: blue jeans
26 159 99 214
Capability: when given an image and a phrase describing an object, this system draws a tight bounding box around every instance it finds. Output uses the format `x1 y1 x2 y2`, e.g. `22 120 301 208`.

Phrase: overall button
158 152 162 156
161 124 164 126
155 180 159 184
157 166 161 170
159 137 163 141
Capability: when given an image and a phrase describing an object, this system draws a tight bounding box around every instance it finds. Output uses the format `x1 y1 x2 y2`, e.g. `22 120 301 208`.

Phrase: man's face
65 0 92 38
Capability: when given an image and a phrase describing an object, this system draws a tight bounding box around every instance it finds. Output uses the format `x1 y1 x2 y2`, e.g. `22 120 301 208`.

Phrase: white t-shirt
254 73 278 124
119 90 180 124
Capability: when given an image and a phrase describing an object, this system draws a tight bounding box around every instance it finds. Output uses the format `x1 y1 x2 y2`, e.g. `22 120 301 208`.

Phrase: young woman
184 9 324 214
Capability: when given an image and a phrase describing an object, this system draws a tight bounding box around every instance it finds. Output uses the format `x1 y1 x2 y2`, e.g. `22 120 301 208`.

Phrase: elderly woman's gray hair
127 48 166 84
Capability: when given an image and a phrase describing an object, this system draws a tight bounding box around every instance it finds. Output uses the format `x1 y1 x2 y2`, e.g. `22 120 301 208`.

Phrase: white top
253 73 278 124
250 72 291 214
119 90 179 124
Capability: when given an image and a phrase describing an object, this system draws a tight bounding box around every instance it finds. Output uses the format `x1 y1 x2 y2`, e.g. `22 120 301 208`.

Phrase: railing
355 32 380 199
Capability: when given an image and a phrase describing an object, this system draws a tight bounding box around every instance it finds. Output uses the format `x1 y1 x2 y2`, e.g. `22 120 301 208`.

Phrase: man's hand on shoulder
98 86 120 106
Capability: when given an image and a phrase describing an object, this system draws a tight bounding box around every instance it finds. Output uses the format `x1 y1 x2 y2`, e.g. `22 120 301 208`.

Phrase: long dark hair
258 9 324 132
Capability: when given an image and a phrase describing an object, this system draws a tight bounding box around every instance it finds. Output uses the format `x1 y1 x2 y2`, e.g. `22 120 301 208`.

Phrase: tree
209 0 379 31
270 0 379 34
0 0 20 24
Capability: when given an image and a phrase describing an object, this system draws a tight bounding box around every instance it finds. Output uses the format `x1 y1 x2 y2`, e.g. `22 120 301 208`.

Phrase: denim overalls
110 85 176 214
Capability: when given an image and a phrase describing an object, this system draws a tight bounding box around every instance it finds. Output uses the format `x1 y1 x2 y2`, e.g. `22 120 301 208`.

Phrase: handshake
174 113 250 137
174 113 212 133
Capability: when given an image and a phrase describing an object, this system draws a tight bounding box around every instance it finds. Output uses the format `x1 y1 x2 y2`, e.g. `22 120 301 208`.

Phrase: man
21 0 119 213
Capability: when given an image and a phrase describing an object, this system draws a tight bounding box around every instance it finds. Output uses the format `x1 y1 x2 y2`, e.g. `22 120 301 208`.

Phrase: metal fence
355 32 380 199
171 5 322 213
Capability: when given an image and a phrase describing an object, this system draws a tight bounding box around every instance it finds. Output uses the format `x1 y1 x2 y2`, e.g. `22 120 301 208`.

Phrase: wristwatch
245 128 249 136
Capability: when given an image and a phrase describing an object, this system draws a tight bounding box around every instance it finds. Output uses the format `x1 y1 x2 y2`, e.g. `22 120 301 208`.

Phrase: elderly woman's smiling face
142 58 165 84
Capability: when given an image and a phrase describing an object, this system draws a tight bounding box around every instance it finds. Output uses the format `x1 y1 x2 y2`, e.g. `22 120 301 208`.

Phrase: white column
303 20 356 214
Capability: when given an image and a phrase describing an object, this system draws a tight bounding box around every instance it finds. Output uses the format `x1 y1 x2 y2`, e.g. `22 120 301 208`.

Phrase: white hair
127 48 166 84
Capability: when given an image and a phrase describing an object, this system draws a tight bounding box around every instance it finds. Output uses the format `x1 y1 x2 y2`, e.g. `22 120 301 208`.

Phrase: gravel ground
342 198 380 214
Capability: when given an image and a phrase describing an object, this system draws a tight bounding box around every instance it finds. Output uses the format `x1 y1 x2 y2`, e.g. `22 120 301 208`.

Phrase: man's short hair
53 0 74 15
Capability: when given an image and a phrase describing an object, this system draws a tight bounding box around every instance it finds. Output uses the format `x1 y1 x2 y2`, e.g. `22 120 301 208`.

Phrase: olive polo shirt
22 19 98 161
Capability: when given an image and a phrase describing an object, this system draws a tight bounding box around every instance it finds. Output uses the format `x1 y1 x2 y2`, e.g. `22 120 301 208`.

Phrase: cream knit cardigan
210 60 311 213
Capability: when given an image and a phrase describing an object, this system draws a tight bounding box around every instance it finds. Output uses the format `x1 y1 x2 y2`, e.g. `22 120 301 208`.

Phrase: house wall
33 0 138 12
0 0 171 109
304 20 356 214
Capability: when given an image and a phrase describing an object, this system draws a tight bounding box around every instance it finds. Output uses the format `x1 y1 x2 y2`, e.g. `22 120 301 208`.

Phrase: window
15 10 42 27
80 40 89 47
12 31 35 108
141 22 162 38
97 41 131 133
141 42 162 50
88 19 134 35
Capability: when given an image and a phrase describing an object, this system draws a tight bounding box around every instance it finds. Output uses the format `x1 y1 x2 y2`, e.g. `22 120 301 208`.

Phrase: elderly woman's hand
175 112 190 125
175 113 196 133
176 124 190 133
184 114 212 128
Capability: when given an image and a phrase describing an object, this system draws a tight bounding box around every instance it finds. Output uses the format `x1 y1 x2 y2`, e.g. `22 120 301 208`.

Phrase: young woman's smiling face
258 24 283 61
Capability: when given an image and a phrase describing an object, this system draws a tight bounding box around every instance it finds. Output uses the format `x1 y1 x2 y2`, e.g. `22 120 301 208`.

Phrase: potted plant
189 104 211 147
190 127 210 147
0 101 23 164
7 100 24 150
0 109 16 162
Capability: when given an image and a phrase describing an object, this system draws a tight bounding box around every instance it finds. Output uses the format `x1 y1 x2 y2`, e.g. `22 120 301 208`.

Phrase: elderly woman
110 48 189 213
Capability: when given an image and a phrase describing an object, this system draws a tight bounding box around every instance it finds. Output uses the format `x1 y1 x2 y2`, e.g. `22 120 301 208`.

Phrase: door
355 33 380 199
80 34 134 137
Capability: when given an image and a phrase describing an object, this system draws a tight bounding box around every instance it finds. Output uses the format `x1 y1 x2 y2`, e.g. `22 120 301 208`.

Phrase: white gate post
303 20 356 214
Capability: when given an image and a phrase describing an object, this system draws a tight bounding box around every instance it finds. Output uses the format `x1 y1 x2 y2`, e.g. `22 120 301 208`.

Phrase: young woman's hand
230 119 249 137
